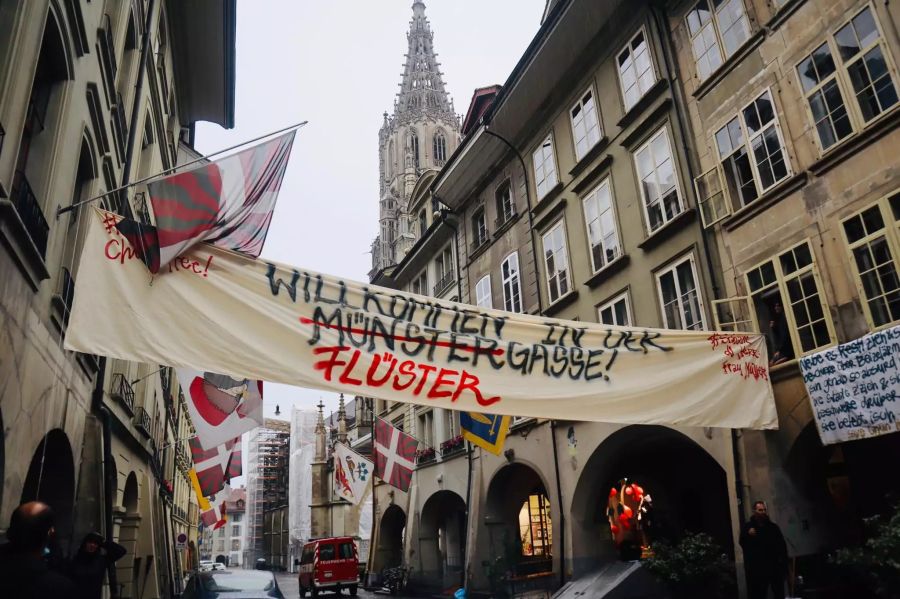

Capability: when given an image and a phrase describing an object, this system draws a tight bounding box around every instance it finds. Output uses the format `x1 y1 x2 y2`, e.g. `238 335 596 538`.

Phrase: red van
298 536 359 597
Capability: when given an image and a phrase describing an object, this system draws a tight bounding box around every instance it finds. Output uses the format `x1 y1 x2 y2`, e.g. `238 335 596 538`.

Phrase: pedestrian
68 531 127 599
740 500 788 599
0 501 78 598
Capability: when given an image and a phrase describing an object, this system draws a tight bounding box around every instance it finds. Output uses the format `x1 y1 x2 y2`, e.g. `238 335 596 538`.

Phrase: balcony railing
110 372 135 415
440 435 465 458
10 171 49 258
415 447 436 465
433 271 455 296
134 406 152 438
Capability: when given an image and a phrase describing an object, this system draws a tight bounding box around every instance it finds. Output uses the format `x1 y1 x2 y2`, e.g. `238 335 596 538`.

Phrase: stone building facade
0 1 233 596
363 0 900 596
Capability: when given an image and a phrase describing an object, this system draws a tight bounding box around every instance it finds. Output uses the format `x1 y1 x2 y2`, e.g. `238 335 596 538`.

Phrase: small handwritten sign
800 325 900 444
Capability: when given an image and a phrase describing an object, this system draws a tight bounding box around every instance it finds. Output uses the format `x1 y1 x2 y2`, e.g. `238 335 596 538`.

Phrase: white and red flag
374 418 418 492
116 131 295 273
333 443 372 505
178 369 264 450
189 436 241 497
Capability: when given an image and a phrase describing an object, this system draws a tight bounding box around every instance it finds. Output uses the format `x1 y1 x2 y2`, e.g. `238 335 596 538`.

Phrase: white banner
333 443 372 505
65 210 777 429
800 325 900 444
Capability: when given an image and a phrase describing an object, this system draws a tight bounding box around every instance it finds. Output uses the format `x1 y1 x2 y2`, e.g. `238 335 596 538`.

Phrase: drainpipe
94 363 120 599
463 441 474 590
549 421 566 589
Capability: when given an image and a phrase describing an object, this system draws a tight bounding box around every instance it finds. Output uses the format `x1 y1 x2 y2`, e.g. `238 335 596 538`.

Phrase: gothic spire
395 2 454 117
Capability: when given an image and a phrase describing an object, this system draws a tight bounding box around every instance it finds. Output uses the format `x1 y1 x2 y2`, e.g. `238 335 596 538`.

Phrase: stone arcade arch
373 504 406 578
483 463 556 587
416 490 466 591
569 425 733 577
20 429 75 554
118 472 141 598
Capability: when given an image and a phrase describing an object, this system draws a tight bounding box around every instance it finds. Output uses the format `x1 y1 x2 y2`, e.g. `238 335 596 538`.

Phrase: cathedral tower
370 2 461 279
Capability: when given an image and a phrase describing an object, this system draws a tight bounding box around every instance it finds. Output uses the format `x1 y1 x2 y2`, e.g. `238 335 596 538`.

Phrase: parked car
199 560 215 572
212 562 226 571
298 536 359 597
182 570 284 598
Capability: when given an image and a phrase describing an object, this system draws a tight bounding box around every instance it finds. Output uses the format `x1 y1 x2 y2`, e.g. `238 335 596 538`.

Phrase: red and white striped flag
374 418 418 492
123 131 295 273
178 369 263 450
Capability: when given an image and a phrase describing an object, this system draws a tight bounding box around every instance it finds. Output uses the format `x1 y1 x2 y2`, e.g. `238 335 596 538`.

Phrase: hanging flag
116 130 295 274
179 369 264 450
189 436 240 497
226 440 242 479
460 412 511 456
374 418 418 493
67 208 779 431
190 469 229 529
333 443 372 505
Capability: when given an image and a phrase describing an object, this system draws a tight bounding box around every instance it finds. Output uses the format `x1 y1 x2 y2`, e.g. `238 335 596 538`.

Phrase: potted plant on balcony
415 447 436 463
440 434 465 456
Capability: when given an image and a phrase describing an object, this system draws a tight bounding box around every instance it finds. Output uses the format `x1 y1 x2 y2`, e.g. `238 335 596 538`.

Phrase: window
433 132 447 163
411 271 427 296
686 0 751 80
339 542 355 559
836 7 898 123
232 525 240 537
656 254 705 330
472 207 488 248
634 127 683 234
617 30 656 111
519 493 552 557
417 410 434 447
496 181 515 225
476 275 493 308
318 543 336 560
231 540 240 551
418 210 428 236
532 135 558 199
842 195 900 328
598 292 631 326
796 7 898 151
501 252 523 313
695 167 729 227
542 221 571 303
797 42 854 150
570 87 602 160
408 130 420 170
746 240 833 361
216 540 225 552
714 89 789 208
434 246 454 294
582 179 621 272
392 416 405 432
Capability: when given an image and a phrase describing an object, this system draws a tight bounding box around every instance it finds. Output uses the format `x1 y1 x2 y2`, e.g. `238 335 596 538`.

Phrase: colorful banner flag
66 209 778 430
460 412 510 455
116 131 295 274
189 471 229 529
178 369 263 450
189 436 240 497
374 418 418 492
333 443 372 504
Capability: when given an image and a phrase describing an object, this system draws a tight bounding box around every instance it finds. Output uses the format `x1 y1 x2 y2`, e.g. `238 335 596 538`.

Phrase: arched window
408 130 420 170
433 132 446 164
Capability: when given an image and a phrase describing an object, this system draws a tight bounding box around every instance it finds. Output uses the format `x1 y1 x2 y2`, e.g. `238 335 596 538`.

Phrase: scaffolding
243 418 291 566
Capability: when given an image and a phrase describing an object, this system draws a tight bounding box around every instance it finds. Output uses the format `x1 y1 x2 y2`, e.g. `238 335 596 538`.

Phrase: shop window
582 178 621 272
519 493 552 557
617 30 656 111
686 0 751 80
841 194 900 328
656 254 705 330
570 87 602 159
542 220 570 303
532 135 558 199
598 292 631 326
745 240 833 363
634 127 683 234
501 252 523 313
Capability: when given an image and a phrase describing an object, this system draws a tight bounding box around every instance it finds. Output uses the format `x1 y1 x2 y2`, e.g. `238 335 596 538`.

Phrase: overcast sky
194 1 545 435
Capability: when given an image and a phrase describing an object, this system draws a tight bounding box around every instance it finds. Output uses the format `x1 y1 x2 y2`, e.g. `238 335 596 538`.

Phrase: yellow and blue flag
460 412 511 455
